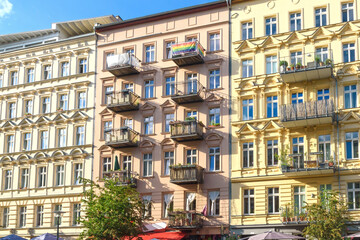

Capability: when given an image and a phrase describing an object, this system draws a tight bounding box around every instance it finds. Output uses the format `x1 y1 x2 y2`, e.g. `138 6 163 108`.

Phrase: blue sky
0 0 217 35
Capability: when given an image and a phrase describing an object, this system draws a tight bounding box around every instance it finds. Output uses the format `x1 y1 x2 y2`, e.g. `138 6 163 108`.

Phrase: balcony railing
107 90 140 112
170 41 205 66
170 164 204 184
105 127 139 148
171 80 206 104
168 211 203 229
103 170 137 188
279 50 333 83
170 120 204 142
106 53 141 77
280 99 335 127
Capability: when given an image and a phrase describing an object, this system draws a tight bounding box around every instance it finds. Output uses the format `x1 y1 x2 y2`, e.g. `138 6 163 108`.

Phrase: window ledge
140 134 156 137
162 59 173 62
140 176 155 179
205 171 224 174
206 215 223 218
160 175 170 178
140 97 157 100
141 61 158 65
206 125 224 129
207 50 224 54
207 88 224 91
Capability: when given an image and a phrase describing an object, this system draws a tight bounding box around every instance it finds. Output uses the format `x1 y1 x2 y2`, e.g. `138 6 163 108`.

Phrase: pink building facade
94 2 230 238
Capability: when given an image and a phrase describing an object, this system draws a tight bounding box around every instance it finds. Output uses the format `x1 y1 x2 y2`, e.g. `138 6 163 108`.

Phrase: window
123 155 132 173
144 116 154 135
143 195 152 217
44 65 51 80
344 85 357 109
209 107 220 126
103 157 112 174
316 47 328 62
23 133 31 151
243 142 254 168
125 48 134 54
40 131 48 149
8 102 16 118
292 137 304 168
42 97 50 113
74 163 83 185
103 121 112 139
187 36 197 42
268 188 279 214
0 73 3 87
265 17 277 36
348 182 360 210
4 170 12 190
209 32 220 51
104 86 114 104
124 83 134 92
56 165 64 186
266 55 277 74
61 62 69 77
267 96 278 118
165 113 174 133
59 94 68 110
38 167 47 187
187 73 198 94
319 135 331 162
209 69 220 89
244 189 254 215
290 12 302 31
165 41 175 59
317 89 330 100
294 186 306 215
164 151 174 175
186 149 197 164
143 153 153 177
19 207 26 228
267 140 278 166
163 193 174 218
79 59 87 73
346 132 359 159
36 205 44 226
58 128 67 147
290 51 302 66
208 191 220 216
242 99 253 120
186 111 197 120
242 59 253 78
145 45 155 62
10 71 18 85
209 147 220 171
20 168 29 189
343 43 356 63
73 203 81 226
76 126 85 145
186 192 196 211
144 80 154 98
7 135 14 153
315 8 327 27
78 92 86 109
26 68 34 83
320 184 332 203
165 76 175 96
342 2 354 22
3 208 9 228
24 99 33 115
54 205 62 226
292 92 303 104
242 22 253 40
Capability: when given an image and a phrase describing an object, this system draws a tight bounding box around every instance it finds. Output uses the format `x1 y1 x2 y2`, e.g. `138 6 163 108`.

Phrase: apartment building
230 0 360 237
0 16 119 239
94 1 230 238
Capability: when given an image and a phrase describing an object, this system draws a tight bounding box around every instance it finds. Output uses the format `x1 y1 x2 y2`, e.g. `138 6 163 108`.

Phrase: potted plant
315 56 320 66
328 158 334 167
277 146 291 172
299 212 306 221
296 62 302 70
185 117 195 121
280 60 288 73
281 209 288 222
325 58 332 66
57 108 63 112
290 64 295 70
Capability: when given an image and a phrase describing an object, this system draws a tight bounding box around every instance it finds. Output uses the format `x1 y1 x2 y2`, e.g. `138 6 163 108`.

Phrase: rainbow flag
171 41 205 57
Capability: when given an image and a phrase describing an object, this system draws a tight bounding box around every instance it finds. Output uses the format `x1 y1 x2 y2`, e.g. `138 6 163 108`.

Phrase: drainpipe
332 71 340 196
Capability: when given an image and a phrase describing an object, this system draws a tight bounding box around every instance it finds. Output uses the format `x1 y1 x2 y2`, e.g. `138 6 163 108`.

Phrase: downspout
332 71 340 195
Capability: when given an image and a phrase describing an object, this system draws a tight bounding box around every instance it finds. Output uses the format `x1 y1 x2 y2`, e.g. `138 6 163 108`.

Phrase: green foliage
303 190 350 240
280 60 288 67
275 145 292 167
79 178 144 240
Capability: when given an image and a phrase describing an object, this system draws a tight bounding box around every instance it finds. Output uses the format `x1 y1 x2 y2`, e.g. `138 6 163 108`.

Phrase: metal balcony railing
105 127 139 148
170 165 204 184
170 120 204 141
168 211 203 229
103 170 137 188
171 80 206 104
106 90 140 112
106 53 141 76
170 41 205 66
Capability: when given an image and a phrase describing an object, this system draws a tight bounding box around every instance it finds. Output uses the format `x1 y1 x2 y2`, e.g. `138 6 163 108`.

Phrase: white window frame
315 7 327 27
73 203 81 226
290 12 302 31
267 139 278 166
23 132 31 151
76 126 85 145
265 17 277 36
266 55 277 74
143 153 153 177
244 189 254 215
243 142 254 168
209 32 221 51
61 62 69 77
268 187 279 214
56 165 65 186
348 182 360 210
346 132 359 159
144 116 154 135
145 45 155 63
19 206 26 228
20 168 29 189
294 186 306 215
242 22 253 40
164 151 174 176
209 69 220 89
242 59 253 78
36 205 44 226
4 170 12 190
74 163 83 185
209 147 221 171
40 130 49 150
186 149 197 165
58 128 67 148
342 2 354 22
38 166 47 188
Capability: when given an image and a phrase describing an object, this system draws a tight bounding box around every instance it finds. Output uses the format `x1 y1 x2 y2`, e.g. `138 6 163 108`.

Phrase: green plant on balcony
290 64 295 70
325 58 332 66
209 121 220 127
281 203 294 222
280 60 288 67
299 212 307 221
296 62 302 69
315 56 320 64
328 156 335 167
276 145 291 171
185 117 196 121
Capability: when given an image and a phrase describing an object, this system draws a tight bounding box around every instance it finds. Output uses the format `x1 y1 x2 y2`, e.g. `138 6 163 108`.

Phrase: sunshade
241 231 304 240
31 233 64 240
0 235 27 240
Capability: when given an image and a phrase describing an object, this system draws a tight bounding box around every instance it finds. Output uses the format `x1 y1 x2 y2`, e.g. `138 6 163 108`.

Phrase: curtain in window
186 193 196 211
164 194 174 218
209 191 220 215
143 195 152 217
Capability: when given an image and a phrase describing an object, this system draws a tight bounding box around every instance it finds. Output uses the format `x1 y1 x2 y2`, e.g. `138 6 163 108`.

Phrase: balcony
103 170 137 188
170 120 204 142
280 99 335 128
279 50 333 83
170 165 204 185
168 211 203 229
170 41 205 66
106 53 141 77
106 90 140 112
171 80 206 104
281 152 336 177
105 127 139 148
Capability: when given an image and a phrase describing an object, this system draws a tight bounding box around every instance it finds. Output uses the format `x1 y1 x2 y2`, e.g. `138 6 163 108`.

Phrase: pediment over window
35 116 51 125
71 111 89 121
205 133 223 147
161 138 176 151
52 150 66 158
70 148 86 156
17 154 31 161
18 118 33 126
237 123 259 135
160 100 176 111
98 145 112 152
261 120 283 132
140 102 156 116
2 120 16 128
283 32 307 45
259 36 281 48
34 152 49 159
205 93 223 105
309 26 334 40
139 140 155 153
99 108 114 117
340 111 360 122
0 156 14 163
235 40 257 53
53 113 69 123
336 22 360 36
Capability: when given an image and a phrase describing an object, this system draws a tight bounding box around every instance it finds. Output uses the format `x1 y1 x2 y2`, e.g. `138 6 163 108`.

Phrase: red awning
129 231 186 240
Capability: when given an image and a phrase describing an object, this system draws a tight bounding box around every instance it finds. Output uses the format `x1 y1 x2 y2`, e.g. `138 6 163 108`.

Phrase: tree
303 190 350 240
80 178 144 240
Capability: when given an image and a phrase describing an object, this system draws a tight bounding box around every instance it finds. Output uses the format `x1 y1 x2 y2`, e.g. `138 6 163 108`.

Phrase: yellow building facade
230 0 360 236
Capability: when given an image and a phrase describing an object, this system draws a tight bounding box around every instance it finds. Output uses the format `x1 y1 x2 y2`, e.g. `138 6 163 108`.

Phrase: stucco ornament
267 1 275 9
243 5 251 14
292 0 300 4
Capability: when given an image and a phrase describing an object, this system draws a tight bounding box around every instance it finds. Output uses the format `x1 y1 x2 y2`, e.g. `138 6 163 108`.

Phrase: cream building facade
0 16 119 239
230 0 360 237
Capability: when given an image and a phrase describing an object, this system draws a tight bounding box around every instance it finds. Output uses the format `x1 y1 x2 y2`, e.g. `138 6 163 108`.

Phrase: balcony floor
281 116 333 128
282 167 336 177
105 141 138 148
171 94 204 104
107 103 139 112
108 65 139 77
281 66 332 83
172 54 204 67
171 133 203 142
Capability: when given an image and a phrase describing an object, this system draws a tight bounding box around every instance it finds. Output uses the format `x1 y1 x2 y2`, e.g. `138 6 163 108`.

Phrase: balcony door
123 156 132 179
292 137 304 169
186 74 198 94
